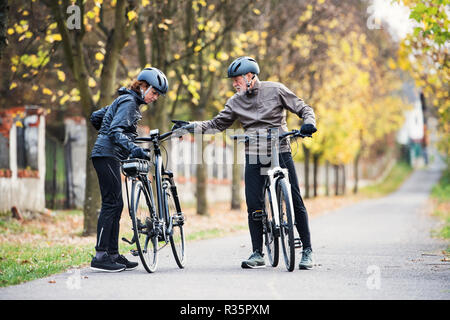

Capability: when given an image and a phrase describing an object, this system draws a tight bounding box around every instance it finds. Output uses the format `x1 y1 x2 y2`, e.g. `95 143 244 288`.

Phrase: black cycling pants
245 152 312 252
92 156 124 255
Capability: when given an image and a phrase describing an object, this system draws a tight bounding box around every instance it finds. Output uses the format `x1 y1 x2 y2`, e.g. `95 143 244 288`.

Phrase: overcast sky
370 0 415 40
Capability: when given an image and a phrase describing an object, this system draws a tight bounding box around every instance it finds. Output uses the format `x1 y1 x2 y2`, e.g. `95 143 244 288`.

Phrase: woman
89 67 168 272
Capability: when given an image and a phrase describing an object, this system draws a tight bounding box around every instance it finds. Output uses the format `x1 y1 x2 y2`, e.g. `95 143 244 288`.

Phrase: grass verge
0 242 92 287
359 161 413 197
430 166 450 251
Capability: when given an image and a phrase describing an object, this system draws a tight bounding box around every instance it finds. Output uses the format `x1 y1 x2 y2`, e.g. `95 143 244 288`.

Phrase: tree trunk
325 160 329 196
47 0 134 235
341 164 346 195
302 144 310 198
313 153 319 197
135 15 147 68
0 0 8 59
353 151 360 194
231 134 241 210
195 138 208 216
334 164 339 196
82 123 102 235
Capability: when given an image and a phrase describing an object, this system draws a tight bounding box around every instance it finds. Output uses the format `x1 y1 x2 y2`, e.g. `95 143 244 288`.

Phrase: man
175 57 317 270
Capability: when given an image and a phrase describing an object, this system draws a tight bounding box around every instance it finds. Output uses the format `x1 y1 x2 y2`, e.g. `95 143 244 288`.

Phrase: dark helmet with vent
137 67 169 95
227 56 260 78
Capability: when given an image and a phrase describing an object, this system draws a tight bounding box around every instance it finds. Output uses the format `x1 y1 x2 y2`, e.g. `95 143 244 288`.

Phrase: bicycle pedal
251 210 265 221
173 212 185 224
121 237 135 245
294 238 303 249
130 249 139 257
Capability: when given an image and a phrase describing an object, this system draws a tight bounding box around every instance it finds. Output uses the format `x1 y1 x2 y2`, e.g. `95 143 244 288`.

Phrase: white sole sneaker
241 262 266 269
90 266 126 272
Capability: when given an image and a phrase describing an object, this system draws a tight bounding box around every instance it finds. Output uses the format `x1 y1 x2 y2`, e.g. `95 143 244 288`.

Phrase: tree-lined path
1 158 448 300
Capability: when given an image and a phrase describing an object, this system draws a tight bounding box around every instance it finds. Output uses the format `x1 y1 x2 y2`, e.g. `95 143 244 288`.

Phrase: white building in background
396 81 426 168
0 106 46 213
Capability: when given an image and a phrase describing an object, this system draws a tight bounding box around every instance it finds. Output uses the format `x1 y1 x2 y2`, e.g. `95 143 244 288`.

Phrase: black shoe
90 253 126 273
115 254 138 271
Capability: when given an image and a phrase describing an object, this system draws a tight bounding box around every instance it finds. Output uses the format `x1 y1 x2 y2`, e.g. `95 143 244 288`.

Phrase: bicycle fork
267 167 296 234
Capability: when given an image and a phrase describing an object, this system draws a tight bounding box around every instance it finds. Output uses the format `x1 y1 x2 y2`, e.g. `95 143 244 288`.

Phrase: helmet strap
141 86 153 101
245 74 256 96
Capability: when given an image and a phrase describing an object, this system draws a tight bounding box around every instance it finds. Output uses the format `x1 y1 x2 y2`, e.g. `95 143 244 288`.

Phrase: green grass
431 167 450 202
186 225 247 242
430 167 450 244
0 243 93 287
359 161 413 197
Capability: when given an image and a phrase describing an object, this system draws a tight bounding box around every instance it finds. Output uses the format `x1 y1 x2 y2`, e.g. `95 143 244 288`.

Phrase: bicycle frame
137 129 183 241
263 128 296 231
121 127 187 272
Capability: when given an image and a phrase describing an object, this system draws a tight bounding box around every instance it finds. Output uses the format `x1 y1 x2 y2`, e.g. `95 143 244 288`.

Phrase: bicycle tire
263 186 279 267
277 179 295 272
164 179 186 268
131 179 159 273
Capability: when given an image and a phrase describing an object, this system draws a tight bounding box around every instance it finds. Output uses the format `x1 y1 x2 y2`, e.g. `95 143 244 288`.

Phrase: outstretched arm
194 104 237 133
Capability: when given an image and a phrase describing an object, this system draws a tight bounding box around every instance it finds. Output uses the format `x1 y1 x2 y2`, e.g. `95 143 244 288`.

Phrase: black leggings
245 152 312 252
92 157 124 255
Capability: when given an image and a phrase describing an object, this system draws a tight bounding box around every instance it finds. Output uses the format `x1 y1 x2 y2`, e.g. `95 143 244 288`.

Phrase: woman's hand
130 147 150 160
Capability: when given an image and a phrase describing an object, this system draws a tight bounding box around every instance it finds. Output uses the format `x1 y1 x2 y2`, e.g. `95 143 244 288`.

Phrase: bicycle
231 128 311 272
120 127 186 273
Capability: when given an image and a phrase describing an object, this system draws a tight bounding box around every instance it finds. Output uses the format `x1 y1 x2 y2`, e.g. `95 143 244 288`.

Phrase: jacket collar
118 87 146 105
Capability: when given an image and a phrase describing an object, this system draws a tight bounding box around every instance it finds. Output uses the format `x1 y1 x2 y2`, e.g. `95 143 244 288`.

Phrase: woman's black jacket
90 87 145 160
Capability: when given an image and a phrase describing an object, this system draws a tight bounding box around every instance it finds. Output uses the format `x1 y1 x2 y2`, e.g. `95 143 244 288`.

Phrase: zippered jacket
90 87 145 160
195 79 316 154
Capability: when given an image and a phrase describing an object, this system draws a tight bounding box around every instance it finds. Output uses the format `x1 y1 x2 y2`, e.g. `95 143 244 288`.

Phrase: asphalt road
1 159 448 300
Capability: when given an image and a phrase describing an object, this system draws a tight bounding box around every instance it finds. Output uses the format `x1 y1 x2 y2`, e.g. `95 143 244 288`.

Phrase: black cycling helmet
137 67 169 95
227 56 260 78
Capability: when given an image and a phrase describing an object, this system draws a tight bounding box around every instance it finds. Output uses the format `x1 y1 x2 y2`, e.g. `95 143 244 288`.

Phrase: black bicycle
121 128 186 273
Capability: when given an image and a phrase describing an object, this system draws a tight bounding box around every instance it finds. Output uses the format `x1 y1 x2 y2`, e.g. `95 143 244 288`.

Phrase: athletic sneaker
299 247 314 270
90 253 126 272
241 250 266 269
115 254 138 271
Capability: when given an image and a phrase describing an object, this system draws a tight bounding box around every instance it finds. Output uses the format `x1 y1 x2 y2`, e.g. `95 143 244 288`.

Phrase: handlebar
134 130 174 144
230 129 311 143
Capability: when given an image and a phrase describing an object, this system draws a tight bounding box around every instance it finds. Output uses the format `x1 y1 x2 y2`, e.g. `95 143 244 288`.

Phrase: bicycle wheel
164 179 186 268
263 186 279 267
277 179 295 272
130 179 158 273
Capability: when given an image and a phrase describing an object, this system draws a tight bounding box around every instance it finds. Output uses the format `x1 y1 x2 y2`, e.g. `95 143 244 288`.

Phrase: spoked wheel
277 179 295 272
164 180 186 268
263 186 279 267
131 180 159 273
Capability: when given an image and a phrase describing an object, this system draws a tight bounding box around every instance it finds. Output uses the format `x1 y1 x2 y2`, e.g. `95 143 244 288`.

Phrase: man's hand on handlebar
300 123 317 135
171 120 196 133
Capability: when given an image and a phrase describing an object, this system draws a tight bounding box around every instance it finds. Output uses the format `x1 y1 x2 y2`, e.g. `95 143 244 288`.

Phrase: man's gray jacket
195 79 316 154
